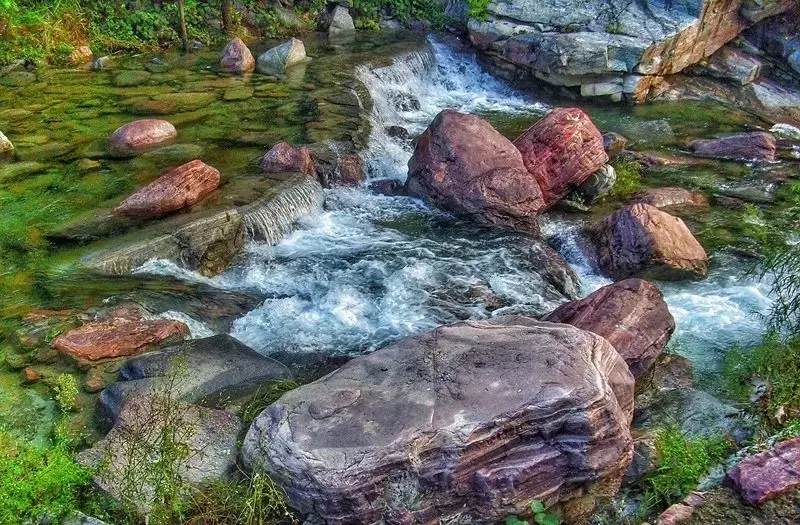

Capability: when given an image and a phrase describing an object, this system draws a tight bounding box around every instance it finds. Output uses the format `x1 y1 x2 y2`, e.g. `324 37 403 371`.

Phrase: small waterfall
241 176 325 244
356 36 546 180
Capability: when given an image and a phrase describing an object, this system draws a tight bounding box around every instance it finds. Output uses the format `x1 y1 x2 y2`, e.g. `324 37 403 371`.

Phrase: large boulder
406 109 545 233
242 318 634 524
689 132 776 161
113 159 220 219
52 305 189 365
100 334 292 423
219 37 255 73
588 203 709 280
546 279 675 379
727 437 800 505
513 108 608 207
259 141 315 175
109 119 177 157
256 38 307 76
78 395 241 513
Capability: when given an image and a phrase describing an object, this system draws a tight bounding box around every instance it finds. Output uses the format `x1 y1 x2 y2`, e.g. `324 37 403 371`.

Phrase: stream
143 35 774 378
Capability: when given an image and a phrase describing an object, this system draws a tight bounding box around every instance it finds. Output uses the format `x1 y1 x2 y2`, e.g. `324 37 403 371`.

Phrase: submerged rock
690 132 777 161
513 108 608 207
100 334 291 423
113 159 220 219
630 187 710 210
546 278 675 379
588 203 709 281
109 119 178 157
52 305 189 365
219 37 255 73
242 317 634 524
113 70 151 87
727 437 800 505
256 38 307 76
259 141 315 176
406 109 545 234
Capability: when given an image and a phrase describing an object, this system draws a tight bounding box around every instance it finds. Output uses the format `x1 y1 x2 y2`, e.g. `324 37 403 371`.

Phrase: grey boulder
256 38 308 76
242 317 634 524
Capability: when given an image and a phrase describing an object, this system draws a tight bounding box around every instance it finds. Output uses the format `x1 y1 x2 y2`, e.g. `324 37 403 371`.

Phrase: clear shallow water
142 36 773 374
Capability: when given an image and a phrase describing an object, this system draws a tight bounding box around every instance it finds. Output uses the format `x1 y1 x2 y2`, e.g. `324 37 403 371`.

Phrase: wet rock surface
513 107 608 207
256 38 307 76
588 203 709 281
546 278 675 379
690 132 777 161
109 119 178 157
406 109 545 233
242 317 634 524
259 141 315 175
113 159 221 219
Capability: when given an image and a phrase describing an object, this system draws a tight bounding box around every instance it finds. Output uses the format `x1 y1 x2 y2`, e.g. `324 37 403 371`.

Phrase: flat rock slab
242 317 634 524
690 132 776 161
52 305 189 365
727 437 800 505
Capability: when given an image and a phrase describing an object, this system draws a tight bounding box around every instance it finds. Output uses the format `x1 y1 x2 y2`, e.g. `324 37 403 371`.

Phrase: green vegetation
0 430 97 523
642 427 729 512
188 472 294 525
54 373 79 413
609 159 643 199
352 0 445 30
467 0 492 21
505 499 560 525
241 380 300 426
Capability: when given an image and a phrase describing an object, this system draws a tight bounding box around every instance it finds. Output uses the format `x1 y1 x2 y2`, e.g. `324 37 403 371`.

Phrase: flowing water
141 36 775 376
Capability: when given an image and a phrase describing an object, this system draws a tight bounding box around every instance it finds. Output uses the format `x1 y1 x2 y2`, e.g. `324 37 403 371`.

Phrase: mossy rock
0 161 48 182
113 70 152 87
223 87 255 101
0 71 36 87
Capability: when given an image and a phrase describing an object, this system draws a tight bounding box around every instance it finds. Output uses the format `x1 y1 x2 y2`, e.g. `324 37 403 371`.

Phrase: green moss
608 159 643 199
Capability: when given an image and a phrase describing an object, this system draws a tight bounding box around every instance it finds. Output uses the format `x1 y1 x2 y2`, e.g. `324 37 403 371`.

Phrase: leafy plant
641 427 729 513
505 499 560 525
467 0 491 21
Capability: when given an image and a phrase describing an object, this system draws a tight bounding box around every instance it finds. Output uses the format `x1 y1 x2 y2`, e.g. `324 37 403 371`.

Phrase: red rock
23 366 39 383
631 187 710 210
259 142 315 176
109 119 178 157
546 279 675 378
727 436 800 505
589 203 709 281
690 132 776 161
513 108 608 207
332 155 364 187
52 307 188 365
406 109 545 233
657 492 706 525
219 37 255 73
113 159 220 219
69 45 93 66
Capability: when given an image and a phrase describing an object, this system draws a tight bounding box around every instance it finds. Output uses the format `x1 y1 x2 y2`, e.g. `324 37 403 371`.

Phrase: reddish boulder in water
52 306 189 365
109 119 178 157
219 37 255 73
259 141 315 176
513 108 608 207
113 159 220 219
406 109 545 233
546 279 675 378
329 155 364 187
727 436 800 505
588 203 708 281
689 132 776 161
